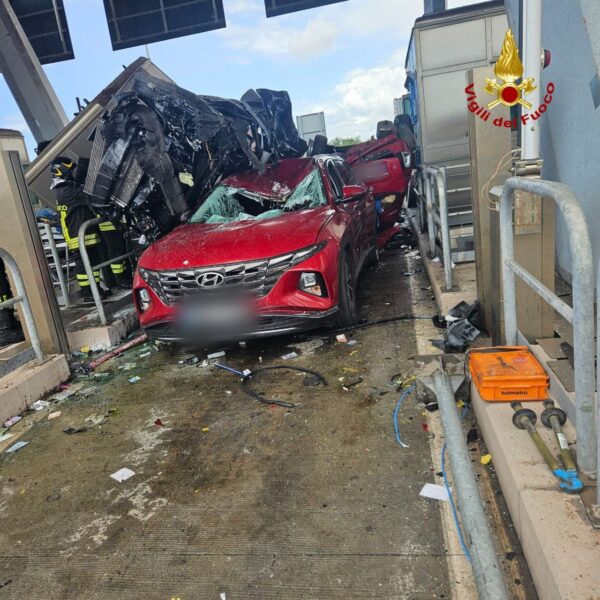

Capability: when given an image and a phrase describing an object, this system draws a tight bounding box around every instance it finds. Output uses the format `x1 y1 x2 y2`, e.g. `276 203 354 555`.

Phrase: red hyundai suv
133 155 402 343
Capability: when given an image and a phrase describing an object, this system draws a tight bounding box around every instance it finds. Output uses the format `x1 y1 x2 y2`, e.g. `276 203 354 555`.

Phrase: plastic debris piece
481 454 492 465
120 362 136 371
220 594 227 600
63 425 87 434
128 376 141 384
346 340 358 346
420 483 450 502
207 351 226 360
154 419 164 427
202 427 209 432
467 428 479 443
0 432 13 443
341 376 363 389
30 400 50 411
422 422 429 432
110 468 135 483
48 411 62 420
281 352 298 360
336 334 348 343
139 351 151 358
81 345 90 353
6 441 28 453
225 390 232 395
3 416 22 428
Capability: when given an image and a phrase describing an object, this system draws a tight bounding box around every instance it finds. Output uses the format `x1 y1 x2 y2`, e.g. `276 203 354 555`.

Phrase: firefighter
0 258 24 345
50 156 105 302
98 218 131 289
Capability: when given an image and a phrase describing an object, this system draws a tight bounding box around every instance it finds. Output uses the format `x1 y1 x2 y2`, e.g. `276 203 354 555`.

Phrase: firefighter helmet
50 156 77 180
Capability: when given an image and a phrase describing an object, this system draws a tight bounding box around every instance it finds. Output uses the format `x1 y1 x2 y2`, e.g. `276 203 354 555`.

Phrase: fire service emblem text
464 28 555 128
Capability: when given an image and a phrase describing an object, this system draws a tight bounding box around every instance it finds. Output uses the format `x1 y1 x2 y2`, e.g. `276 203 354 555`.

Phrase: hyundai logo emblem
196 271 225 288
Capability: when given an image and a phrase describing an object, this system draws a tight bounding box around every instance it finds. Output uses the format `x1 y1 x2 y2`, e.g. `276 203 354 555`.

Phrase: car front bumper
142 307 339 343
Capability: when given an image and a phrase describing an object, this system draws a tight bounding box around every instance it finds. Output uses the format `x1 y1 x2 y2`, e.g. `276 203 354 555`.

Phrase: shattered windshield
189 168 327 225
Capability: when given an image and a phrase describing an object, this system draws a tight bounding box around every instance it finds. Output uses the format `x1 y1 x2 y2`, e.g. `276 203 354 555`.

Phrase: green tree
330 136 361 147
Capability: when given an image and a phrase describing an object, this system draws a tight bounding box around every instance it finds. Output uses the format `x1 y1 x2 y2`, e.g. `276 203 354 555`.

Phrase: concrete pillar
0 0 68 144
0 150 68 354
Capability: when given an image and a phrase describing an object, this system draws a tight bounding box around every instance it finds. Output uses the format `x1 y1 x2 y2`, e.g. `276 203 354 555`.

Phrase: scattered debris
480 454 492 465
346 340 358 346
424 401 439 412
207 350 226 360
336 334 348 343
420 483 450 502
120 362 136 371
63 426 88 434
5 441 28 453
281 352 298 360
48 411 62 420
303 374 322 387
110 468 136 483
3 416 22 428
89 333 148 370
341 375 363 390
0 431 13 443
467 428 479 443
202 427 209 432
139 351 152 358
129 376 141 384
30 400 50 411
154 419 164 427
432 300 482 353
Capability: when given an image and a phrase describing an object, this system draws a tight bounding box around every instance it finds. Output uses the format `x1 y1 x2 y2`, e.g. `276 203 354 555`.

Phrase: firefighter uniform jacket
54 183 100 251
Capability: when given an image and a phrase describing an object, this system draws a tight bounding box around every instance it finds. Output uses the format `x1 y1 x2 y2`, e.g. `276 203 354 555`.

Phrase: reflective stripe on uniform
58 205 100 250
111 263 126 274
99 221 116 232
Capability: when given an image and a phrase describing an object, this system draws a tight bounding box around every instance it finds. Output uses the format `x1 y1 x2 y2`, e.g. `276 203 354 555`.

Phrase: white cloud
297 49 407 140
221 0 422 61
226 0 264 16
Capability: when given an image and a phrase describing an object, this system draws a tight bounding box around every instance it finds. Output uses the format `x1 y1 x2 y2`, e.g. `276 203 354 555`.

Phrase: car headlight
137 288 152 312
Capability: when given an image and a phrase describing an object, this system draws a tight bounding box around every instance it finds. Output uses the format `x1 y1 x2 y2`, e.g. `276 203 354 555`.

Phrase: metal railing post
500 177 596 477
0 248 44 363
423 170 436 257
78 218 107 326
424 166 453 290
43 223 70 308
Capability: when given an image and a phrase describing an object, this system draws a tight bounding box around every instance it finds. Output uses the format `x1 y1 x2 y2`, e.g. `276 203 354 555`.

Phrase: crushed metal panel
9 0 74 64
265 0 347 18
102 0 226 50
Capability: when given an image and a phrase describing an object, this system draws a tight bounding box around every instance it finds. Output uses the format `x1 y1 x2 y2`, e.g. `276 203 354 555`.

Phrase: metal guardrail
420 165 453 291
499 177 596 479
0 248 44 363
42 223 71 308
78 218 138 327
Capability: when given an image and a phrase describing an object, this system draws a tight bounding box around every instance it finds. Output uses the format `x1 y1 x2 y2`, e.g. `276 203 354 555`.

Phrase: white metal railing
0 248 44 362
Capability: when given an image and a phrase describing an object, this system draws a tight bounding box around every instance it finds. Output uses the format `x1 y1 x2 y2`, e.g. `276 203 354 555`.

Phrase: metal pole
521 0 542 160
501 177 596 476
43 223 70 308
435 168 453 291
500 185 517 345
0 248 44 362
432 369 509 600
77 218 107 326
423 171 436 257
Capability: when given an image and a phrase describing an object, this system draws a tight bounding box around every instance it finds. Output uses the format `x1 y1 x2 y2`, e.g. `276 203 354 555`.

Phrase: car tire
334 251 358 328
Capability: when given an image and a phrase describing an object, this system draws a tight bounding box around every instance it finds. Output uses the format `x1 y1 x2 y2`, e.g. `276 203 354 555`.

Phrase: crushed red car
133 155 388 342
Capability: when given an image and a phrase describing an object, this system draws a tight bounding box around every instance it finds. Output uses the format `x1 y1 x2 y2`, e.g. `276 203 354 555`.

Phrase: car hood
139 207 333 270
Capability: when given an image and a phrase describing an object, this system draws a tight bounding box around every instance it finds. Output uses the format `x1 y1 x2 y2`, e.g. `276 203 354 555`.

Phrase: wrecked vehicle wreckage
81 71 307 243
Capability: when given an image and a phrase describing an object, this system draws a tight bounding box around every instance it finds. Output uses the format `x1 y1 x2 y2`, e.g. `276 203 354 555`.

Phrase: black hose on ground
241 365 328 408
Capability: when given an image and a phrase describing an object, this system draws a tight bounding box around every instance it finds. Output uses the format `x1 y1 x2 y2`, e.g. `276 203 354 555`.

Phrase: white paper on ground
419 483 451 502
6 441 28 453
110 468 136 483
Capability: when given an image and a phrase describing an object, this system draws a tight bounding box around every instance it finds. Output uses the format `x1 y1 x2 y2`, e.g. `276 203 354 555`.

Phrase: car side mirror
401 151 412 169
340 184 367 202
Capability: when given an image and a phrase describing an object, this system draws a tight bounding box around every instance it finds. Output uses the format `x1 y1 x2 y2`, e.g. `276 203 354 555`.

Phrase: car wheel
334 252 358 328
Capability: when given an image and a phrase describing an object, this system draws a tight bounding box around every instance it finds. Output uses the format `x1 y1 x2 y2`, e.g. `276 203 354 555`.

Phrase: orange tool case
468 346 549 402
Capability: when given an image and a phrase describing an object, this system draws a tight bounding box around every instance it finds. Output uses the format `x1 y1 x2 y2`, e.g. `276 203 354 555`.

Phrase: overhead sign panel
102 0 226 50
265 0 347 18
9 0 74 64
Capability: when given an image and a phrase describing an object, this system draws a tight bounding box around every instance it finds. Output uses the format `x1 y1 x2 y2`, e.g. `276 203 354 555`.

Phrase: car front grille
141 242 326 305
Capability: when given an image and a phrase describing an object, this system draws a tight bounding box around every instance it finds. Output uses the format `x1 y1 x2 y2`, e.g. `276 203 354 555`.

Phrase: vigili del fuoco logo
464 29 555 128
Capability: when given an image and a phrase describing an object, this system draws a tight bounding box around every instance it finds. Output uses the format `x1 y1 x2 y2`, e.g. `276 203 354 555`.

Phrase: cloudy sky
0 0 479 153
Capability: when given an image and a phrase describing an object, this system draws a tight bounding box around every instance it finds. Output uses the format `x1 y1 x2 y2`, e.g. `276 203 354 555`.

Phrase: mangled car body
83 74 307 242
133 155 379 342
